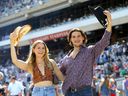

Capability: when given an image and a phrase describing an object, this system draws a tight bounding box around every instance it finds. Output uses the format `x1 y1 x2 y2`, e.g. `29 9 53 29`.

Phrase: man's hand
104 10 112 32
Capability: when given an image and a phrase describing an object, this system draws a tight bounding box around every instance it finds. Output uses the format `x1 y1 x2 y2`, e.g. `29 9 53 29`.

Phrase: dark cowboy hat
88 6 107 28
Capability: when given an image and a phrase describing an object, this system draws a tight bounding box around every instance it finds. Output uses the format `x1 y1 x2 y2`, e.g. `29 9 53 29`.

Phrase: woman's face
33 43 46 58
70 31 84 47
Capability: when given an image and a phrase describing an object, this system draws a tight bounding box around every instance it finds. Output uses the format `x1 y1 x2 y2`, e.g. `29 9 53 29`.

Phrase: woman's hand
104 10 112 32
10 31 18 46
10 25 31 46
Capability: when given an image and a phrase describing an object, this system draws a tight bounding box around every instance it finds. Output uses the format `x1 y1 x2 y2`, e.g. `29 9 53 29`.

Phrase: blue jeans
124 89 128 96
32 86 56 96
65 86 93 96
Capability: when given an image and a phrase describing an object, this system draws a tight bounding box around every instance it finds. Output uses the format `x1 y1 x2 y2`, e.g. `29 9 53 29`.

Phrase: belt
68 85 91 93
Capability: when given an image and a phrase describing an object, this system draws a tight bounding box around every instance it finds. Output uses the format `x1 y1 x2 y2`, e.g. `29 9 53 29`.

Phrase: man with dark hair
7 75 24 96
59 10 112 96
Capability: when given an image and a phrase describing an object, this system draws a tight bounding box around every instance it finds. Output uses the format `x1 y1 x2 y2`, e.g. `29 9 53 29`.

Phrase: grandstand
0 0 128 46
0 0 128 95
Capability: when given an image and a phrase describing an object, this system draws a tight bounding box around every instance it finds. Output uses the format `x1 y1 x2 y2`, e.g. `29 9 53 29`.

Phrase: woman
59 10 112 96
109 78 117 96
99 75 110 96
10 30 64 96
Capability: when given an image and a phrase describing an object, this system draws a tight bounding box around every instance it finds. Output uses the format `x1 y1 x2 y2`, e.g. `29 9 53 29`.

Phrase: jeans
124 89 128 96
65 86 93 96
32 86 56 96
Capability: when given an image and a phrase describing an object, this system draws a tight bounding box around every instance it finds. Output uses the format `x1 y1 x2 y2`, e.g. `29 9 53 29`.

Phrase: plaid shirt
60 30 111 94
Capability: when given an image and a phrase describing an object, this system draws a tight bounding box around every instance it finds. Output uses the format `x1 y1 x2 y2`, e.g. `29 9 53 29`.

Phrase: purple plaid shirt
59 30 111 94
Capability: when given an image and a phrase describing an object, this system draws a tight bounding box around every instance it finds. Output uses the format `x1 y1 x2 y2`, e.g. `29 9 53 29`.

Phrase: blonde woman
10 30 64 96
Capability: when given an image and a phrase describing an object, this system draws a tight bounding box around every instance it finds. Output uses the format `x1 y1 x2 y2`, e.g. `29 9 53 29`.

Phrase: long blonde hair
26 40 52 74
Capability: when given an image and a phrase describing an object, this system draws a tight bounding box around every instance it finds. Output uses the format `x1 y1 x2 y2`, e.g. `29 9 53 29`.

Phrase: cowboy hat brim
88 6 107 28
13 24 31 46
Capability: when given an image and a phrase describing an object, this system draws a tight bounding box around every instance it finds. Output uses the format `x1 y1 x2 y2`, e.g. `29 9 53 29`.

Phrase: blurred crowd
95 41 128 78
1 0 128 41
0 0 48 18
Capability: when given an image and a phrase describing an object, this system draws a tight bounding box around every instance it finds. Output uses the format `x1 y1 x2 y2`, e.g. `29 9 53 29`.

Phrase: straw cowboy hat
12 24 31 46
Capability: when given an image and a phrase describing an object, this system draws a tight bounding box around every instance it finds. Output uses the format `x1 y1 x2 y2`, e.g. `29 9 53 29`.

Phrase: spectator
99 75 110 96
0 72 5 96
124 75 128 96
7 75 24 96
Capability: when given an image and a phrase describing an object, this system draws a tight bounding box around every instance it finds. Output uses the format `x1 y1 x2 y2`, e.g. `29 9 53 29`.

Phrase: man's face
70 31 84 47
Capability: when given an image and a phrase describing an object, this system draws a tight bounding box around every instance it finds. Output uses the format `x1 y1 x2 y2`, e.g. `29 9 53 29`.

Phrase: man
59 10 112 96
7 76 24 96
